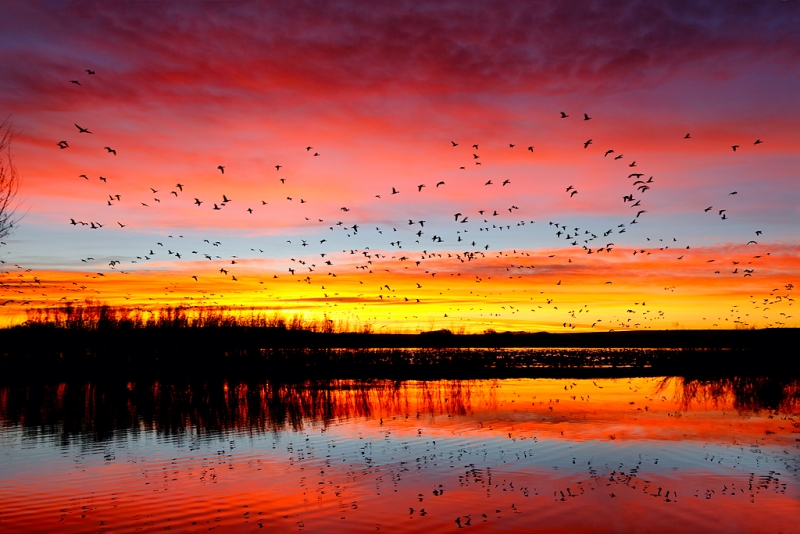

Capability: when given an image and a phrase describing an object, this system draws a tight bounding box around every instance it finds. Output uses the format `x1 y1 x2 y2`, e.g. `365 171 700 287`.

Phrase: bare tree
0 117 21 241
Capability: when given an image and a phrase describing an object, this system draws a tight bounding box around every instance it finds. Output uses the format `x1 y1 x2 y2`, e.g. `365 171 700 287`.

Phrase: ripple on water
0 377 798 532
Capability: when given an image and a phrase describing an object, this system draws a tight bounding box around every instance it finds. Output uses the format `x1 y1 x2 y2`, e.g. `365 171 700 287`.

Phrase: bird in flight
684 133 691 139
509 143 515 148
732 145 739 151
75 124 91 134
436 181 445 187
584 139 592 148
70 80 81 86
417 184 425 192
584 113 591 120
527 146 534 152
58 141 69 149
604 150 614 157
222 194 231 203
560 112 569 118
218 165 225 174
502 179 511 186
104 146 116 155
276 165 282 170
392 187 399 194
754 139 763 145
86 69 95 75
451 141 458 147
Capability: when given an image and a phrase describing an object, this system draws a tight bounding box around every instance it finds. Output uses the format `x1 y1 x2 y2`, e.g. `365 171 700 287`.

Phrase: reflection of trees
0 379 499 443
658 376 800 412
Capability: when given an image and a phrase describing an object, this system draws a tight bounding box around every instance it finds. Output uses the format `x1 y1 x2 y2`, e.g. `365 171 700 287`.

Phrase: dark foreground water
1 377 798 532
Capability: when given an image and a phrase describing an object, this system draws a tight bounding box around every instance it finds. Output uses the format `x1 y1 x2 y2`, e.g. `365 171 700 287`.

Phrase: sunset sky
0 0 798 331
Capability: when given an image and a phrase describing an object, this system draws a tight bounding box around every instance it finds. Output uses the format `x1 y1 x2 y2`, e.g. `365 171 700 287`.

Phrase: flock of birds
0 68 796 330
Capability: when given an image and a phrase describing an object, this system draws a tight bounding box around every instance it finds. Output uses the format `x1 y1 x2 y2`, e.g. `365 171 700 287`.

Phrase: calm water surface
1 377 798 532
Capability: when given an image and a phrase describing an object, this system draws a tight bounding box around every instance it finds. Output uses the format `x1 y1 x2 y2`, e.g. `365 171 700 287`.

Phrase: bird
560 112 569 118
570 190 578 197
222 195 231 203
684 133 691 139
436 181 445 187
275 165 282 170
502 179 511 186
104 146 116 155
732 145 739 151
70 80 81 86
417 184 425 192
604 150 614 157
729 191 738 195
584 113 591 120
86 69 95 75
528 146 534 152
451 141 458 147
194 198 203 206
392 187 399 194
117 222 125 228
509 143 515 148
75 124 91 134
217 165 225 174
704 206 713 212
584 139 592 148
57 141 69 149
485 180 492 186
754 139 763 145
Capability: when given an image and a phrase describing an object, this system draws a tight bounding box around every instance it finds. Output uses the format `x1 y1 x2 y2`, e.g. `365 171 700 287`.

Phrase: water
1 377 798 532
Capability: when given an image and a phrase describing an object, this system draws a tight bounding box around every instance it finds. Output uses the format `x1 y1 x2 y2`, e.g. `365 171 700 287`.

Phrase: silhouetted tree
0 117 21 241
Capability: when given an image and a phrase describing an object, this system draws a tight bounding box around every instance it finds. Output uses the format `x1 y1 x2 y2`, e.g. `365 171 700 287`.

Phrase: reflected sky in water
1 377 798 532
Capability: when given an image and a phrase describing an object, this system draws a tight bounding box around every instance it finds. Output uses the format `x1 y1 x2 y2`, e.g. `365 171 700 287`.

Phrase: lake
1 377 798 532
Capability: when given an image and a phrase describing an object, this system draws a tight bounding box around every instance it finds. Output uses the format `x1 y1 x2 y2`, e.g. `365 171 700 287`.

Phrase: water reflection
661 376 800 412
1 377 798 533
1 376 797 442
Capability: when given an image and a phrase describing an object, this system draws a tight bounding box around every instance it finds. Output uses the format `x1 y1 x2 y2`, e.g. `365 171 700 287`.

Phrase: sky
0 0 798 331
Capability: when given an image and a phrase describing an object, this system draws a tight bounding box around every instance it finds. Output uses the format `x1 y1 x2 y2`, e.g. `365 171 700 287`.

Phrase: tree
0 117 21 241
